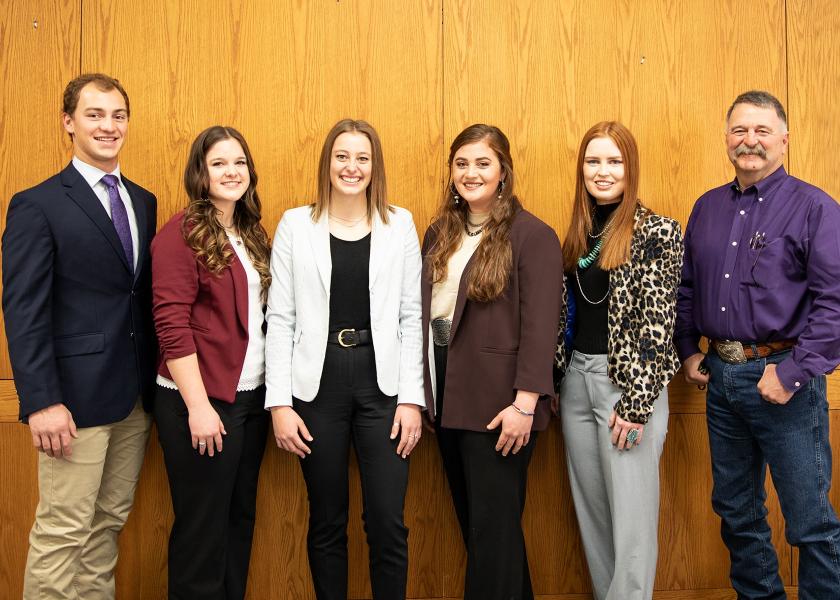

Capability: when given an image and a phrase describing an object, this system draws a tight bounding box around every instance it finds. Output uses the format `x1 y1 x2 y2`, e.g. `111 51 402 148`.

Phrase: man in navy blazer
2 73 157 598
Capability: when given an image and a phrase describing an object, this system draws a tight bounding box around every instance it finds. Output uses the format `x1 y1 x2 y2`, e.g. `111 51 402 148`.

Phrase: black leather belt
327 328 373 347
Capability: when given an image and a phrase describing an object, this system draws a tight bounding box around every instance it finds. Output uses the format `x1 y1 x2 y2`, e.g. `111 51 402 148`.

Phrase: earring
497 179 506 199
450 182 460 205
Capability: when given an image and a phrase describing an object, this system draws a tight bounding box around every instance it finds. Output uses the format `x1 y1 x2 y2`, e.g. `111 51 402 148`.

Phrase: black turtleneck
572 201 619 355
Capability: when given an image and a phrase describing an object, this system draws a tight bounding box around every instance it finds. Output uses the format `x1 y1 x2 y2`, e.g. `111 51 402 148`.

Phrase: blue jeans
705 349 840 599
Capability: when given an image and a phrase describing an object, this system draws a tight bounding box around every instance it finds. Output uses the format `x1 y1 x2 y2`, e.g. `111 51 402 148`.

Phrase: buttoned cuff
775 358 809 394
675 336 702 363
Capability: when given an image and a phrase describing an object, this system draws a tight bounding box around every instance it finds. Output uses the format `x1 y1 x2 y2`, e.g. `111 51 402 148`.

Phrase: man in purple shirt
676 90 840 599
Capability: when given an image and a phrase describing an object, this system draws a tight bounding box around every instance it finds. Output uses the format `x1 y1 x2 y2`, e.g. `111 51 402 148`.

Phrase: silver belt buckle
431 318 451 347
716 340 747 364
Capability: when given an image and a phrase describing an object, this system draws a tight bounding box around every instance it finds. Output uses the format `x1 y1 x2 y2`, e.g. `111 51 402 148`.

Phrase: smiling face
726 103 788 188
62 83 128 172
205 137 250 209
451 139 503 213
582 136 625 204
329 132 372 199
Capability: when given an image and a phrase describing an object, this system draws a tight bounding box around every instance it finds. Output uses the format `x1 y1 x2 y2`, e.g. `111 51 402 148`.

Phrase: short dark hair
62 73 130 118
726 90 787 129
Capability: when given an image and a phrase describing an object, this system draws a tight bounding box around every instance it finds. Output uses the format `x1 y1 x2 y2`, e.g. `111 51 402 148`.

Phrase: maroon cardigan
421 208 564 432
151 210 250 403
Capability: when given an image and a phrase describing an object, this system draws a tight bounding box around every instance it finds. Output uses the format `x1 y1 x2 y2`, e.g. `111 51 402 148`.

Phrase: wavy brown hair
311 119 393 224
182 126 271 299
562 121 644 273
428 124 518 302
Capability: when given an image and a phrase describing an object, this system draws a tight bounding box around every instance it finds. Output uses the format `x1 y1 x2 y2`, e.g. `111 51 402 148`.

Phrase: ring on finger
626 428 639 445
198 441 207 447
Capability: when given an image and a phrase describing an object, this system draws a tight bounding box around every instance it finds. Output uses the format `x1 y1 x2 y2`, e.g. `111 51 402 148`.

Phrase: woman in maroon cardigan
151 126 271 600
422 124 563 600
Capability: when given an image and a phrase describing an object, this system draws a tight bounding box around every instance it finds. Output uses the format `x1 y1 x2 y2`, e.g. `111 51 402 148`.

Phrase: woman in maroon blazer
421 124 563 600
151 126 272 600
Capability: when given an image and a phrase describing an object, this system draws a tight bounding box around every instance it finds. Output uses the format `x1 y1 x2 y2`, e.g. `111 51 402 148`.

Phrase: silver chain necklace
329 212 367 227
575 268 609 304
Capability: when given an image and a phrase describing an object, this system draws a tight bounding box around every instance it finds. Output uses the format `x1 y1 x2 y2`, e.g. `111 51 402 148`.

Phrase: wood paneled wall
1 1 838 598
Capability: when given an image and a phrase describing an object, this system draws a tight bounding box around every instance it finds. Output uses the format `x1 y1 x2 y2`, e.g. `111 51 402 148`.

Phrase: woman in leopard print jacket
554 122 683 600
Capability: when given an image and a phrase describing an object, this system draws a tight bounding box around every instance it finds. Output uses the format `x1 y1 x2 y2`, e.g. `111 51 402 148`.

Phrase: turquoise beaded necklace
577 218 613 269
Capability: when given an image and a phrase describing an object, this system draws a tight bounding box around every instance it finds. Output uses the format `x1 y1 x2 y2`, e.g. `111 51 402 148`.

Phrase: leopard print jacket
554 206 683 424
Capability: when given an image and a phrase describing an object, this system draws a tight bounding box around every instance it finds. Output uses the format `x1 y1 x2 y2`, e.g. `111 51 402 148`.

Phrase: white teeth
340 176 361 183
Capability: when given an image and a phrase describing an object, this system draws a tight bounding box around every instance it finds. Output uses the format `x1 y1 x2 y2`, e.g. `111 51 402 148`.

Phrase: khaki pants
22 401 151 600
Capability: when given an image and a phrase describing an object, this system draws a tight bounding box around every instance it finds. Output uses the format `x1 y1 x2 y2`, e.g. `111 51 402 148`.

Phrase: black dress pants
294 343 409 600
154 385 269 600
434 344 536 600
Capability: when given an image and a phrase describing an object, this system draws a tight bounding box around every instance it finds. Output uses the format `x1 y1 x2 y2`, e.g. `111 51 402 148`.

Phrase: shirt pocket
749 238 793 290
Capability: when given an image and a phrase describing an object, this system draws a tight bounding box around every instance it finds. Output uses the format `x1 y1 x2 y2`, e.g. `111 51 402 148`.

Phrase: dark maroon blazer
151 210 251 403
421 207 563 432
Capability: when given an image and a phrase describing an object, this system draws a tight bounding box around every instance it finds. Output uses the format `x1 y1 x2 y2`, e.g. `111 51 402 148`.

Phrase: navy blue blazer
2 163 158 428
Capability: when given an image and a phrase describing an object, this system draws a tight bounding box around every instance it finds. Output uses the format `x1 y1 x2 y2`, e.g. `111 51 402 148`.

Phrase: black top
329 233 372 331
572 201 619 355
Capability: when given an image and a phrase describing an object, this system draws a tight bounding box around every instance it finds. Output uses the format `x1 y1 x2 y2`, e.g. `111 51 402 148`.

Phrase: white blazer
264 204 424 408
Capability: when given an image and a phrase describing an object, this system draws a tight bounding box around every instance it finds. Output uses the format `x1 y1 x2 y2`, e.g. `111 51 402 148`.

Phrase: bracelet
510 402 535 417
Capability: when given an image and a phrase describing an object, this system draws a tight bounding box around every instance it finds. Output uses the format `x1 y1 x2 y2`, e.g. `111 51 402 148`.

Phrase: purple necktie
101 174 134 271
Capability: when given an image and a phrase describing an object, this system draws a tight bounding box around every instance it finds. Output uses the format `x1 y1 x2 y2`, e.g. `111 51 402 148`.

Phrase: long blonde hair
428 124 518 302
182 126 271 299
310 119 393 224
562 121 643 272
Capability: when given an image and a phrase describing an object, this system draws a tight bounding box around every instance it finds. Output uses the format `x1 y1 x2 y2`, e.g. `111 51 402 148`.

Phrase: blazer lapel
308 210 332 292
61 164 131 273
448 252 475 341
368 211 392 289
229 251 250 333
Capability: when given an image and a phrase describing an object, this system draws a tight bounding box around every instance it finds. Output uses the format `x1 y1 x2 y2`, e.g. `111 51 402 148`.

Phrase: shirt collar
729 164 788 196
72 156 123 190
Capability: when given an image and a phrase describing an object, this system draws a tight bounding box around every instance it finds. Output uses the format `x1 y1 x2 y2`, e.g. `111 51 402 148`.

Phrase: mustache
734 143 767 159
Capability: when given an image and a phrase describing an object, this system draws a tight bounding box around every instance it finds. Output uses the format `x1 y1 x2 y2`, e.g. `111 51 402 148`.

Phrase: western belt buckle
338 328 357 347
716 340 747 364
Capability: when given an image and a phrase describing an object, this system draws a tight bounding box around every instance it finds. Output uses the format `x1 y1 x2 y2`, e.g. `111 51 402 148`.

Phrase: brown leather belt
711 339 796 364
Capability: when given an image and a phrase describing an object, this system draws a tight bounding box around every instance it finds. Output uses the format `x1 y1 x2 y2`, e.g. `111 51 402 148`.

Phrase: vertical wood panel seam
783 2 793 581
440 0 445 216
79 0 83 75
784 0 792 174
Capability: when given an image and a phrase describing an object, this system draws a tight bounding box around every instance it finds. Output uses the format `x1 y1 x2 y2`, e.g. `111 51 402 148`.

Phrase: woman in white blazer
264 119 424 600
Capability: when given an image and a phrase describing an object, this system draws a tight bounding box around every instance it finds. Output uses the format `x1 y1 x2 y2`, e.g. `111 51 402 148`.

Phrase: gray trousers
560 351 668 600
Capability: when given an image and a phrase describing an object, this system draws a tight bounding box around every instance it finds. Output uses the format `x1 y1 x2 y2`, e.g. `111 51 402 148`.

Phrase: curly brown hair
428 124 518 302
182 126 271 299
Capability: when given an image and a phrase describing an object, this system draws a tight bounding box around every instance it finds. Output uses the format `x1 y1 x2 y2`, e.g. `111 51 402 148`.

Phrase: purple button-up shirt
675 166 840 391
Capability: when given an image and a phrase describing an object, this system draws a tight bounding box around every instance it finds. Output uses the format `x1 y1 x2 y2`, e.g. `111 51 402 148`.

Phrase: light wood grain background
1 0 838 597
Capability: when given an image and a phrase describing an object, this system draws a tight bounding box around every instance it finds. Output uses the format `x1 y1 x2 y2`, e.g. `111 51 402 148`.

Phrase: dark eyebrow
84 107 128 113
333 149 370 155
